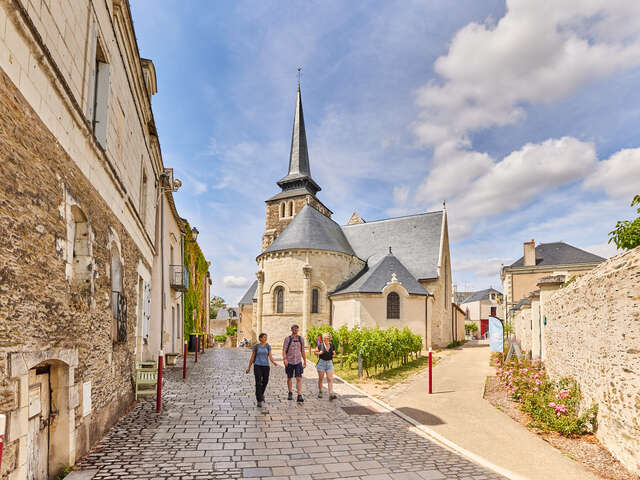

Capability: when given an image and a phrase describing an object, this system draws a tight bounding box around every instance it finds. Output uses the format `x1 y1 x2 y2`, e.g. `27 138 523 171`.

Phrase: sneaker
287 391 293 400
257 401 262 407
317 391 323 398
297 394 304 403
329 394 337 401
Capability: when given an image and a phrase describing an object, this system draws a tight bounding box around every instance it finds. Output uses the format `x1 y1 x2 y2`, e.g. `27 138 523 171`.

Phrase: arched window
387 292 400 319
275 287 284 313
71 206 91 288
288 201 293 217
280 202 285 218
312 288 319 313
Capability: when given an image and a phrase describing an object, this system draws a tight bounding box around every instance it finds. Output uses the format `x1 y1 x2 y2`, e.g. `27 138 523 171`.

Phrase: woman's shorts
316 359 334 371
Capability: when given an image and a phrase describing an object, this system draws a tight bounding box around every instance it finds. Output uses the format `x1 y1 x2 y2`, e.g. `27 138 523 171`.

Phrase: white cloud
583 148 640 200
223 275 251 289
414 0 640 207
393 185 411 206
584 242 620 259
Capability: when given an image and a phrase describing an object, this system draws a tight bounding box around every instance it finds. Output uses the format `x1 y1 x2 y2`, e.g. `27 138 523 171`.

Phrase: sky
130 0 640 303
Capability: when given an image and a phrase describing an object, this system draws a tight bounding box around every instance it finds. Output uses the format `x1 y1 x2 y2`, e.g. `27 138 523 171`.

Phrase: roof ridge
342 209 443 227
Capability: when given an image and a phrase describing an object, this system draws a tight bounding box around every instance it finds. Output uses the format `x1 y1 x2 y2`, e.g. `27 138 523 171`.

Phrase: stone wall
238 303 255 343
0 67 143 478
544 247 640 475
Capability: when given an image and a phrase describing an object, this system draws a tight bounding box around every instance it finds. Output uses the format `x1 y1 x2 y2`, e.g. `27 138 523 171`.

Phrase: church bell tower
261 85 332 251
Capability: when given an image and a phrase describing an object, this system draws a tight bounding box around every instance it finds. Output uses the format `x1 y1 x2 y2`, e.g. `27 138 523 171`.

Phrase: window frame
312 288 319 313
275 287 284 313
387 292 400 319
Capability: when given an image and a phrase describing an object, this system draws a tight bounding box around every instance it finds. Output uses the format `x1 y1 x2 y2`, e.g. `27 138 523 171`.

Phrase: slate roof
263 205 356 256
217 307 238 320
509 242 605 268
341 211 443 280
277 86 321 195
460 288 502 304
512 298 530 311
239 281 258 305
268 187 316 201
332 253 429 296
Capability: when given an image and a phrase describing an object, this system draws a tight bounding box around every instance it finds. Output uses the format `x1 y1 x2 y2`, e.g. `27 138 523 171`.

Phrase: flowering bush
495 355 597 436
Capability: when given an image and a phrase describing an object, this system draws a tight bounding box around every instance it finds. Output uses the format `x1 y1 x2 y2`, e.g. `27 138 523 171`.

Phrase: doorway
27 365 50 480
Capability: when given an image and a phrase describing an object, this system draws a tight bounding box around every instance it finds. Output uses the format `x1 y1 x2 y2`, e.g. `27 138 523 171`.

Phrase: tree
209 296 225 319
609 194 640 250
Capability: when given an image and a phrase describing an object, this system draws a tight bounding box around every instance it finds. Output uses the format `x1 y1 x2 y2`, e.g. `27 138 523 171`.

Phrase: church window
312 288 319 313
280 202 285 218
275 287 284 313
387 292 400 319
288 201 293 217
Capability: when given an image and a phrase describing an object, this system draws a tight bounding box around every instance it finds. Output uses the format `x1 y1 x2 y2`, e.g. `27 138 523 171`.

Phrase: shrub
214 334 227 343
495 357 597 436
225 324 238 337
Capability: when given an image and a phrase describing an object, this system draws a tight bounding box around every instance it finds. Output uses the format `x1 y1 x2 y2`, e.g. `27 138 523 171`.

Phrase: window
288 201 293 217
275 287 284 313
312 288 319 313
387 292 400 319
88 27 110 148
490 306 497 317
280 202 285 218
111 246 125 342
70 206 91 288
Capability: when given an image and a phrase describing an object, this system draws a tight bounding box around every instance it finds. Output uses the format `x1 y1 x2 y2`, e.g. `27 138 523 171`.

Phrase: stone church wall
544 247 640 475
0 68 144 478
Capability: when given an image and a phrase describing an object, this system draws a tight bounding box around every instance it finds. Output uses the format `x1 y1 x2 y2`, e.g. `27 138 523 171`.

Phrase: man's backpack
285 335 302 355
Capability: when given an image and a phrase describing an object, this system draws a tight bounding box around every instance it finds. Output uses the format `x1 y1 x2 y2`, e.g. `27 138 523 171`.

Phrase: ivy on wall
183 221 210 335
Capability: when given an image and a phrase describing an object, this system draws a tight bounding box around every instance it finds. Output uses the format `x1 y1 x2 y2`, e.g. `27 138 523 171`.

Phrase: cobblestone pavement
76 348 506 480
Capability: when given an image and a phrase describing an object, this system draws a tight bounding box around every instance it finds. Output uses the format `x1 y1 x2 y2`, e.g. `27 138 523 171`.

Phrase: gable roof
332 253 429 296
460 288 502 304
263 205 355 256
341 211 443 280
509 242 605 268
239 280 258 305
217 307 238 320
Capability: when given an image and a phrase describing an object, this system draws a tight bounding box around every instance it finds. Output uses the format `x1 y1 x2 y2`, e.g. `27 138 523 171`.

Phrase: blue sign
489 316 504 353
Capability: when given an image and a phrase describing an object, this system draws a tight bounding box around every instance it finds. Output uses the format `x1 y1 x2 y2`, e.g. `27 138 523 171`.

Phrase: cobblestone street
76 349 505 480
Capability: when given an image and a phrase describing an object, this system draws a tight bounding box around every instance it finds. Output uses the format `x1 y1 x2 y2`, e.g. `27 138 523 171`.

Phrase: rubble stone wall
544 247 640 475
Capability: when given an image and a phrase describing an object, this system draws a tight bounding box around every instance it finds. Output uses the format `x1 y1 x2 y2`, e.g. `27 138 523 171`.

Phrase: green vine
183 221 210 335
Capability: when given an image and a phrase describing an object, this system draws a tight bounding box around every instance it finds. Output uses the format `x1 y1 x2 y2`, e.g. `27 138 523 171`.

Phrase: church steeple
277 85 321 195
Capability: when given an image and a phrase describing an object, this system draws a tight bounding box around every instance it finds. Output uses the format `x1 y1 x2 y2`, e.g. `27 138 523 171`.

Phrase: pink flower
556 389 570 399
535 379 542 385
533 387 539 392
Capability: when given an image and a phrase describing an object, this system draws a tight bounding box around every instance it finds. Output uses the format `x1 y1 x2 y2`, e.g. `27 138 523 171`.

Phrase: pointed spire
288 85 311 178
277 82 321 195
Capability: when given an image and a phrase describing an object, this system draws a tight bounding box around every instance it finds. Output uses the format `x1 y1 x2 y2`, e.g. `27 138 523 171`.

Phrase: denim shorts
316 359 334 371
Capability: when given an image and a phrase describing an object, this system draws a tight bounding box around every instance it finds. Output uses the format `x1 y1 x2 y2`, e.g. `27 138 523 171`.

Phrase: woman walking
314 332 337 400
246 333 277 407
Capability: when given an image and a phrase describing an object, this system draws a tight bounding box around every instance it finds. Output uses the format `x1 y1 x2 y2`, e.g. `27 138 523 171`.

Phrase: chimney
524 239 536 266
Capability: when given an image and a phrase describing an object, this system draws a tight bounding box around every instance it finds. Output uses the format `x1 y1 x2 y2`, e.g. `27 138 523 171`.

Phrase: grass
307 351 435 386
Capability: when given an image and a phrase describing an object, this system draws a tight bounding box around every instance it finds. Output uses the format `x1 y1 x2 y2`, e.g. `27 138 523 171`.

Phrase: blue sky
131 1 640 303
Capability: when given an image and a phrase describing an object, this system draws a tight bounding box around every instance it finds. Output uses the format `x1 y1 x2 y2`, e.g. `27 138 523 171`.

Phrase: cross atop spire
277 82 321 195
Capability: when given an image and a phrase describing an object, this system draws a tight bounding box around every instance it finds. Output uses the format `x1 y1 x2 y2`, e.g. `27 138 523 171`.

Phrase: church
238 86 461 349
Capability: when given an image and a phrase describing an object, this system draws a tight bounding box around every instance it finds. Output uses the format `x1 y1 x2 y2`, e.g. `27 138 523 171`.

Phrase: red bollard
195 336 198 363
428 348 433 394
0 413 6 469
183 341 187 379
156 352 163 413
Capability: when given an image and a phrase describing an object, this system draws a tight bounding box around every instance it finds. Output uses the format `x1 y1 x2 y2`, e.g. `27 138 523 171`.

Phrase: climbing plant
183 221 210 335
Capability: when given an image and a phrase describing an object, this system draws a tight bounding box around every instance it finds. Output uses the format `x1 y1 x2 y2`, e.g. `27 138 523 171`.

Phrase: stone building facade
0 1 167 479
242 85 454 349
543 247 640 475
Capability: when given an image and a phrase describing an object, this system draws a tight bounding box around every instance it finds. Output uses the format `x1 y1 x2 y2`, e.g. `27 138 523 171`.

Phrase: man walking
283 324 306 402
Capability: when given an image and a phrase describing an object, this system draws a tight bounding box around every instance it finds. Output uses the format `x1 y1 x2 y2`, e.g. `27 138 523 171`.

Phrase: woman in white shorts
314 332 337 400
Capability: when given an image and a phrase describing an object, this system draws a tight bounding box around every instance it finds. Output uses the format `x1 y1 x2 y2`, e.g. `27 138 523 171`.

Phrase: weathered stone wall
544 247 640 475
0 67 144 478
238 303 255 343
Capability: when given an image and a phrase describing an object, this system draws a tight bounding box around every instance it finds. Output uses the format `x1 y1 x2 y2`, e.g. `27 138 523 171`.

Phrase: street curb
327 368 528 480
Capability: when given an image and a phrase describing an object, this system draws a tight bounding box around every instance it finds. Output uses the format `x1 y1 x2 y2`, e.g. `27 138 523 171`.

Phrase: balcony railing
170 265 188 292
113 291 127 343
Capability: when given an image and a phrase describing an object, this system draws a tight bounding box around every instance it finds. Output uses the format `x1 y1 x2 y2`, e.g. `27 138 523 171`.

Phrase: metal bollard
156 351 163 413
428 348 433 394
183 341 187 379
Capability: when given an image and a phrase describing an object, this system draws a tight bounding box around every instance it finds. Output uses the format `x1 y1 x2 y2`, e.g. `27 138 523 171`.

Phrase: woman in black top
314 332 337 400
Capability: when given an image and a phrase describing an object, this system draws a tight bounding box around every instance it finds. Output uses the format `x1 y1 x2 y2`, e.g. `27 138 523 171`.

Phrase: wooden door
27 369 50 480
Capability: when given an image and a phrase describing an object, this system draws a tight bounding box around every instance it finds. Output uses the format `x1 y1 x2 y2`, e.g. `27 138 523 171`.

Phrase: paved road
75 348 505 480
380 344 599 480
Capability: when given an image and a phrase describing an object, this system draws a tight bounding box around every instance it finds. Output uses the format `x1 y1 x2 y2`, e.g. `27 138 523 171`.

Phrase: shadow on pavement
394 406 446 425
